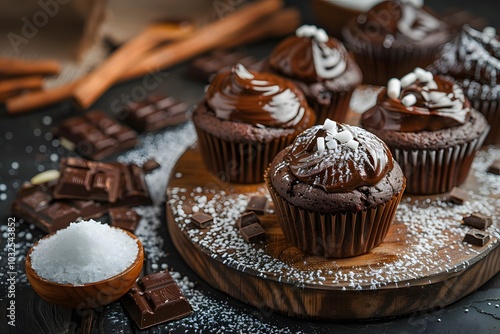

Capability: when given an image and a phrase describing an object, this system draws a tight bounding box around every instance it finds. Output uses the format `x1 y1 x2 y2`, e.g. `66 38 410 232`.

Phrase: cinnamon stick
6 80 80 114
220 7 301 49
73 21 194 109
0 58 60 77
79 0 283 105
7 0 285 114
0 76 44 96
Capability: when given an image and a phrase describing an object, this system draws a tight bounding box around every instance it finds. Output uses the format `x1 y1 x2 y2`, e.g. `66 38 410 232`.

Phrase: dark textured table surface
1 1 499 333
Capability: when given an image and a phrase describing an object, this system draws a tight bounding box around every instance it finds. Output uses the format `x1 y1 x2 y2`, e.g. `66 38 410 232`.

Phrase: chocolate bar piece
189 49 263 82
463 229 490 246
246 196 268 215
114 163 152 207
121 271 192 329
190 212 213 228
54 157 122 203
240 223 265 243
11 182 108 233
487 160 500 175
54 110 138 160
142 159 161 173
110 208 140 232
119 93 189 133
448 187 468 205
237 212 260 229
463 213 492 230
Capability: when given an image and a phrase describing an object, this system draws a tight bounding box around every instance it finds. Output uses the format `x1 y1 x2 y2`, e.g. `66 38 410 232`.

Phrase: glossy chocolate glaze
431 25 500 86
348 0 451 46
206 64 308 129
286 124 393 192
268 34 349 84
362 75 471 132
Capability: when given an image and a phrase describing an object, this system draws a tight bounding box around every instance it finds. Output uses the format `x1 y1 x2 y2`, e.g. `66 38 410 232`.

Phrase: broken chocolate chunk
110 208 140 232
487 160 500 175
119 93 189 132
11 182 108 233
114 162 152 207
237 212 260 229
240 223 265 243
54 110 138 160
190 212 213 228
463 229 490 246
121 271 192 329
54 157 122 203
246 196 268 215
463 213 492 230
448 187 468 205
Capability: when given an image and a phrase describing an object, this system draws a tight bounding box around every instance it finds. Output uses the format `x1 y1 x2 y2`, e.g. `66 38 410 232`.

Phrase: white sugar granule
30 220 139 285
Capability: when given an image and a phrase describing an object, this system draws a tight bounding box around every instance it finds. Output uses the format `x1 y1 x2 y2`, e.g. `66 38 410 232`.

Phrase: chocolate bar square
109 208 140 232
190 212 213 228
463 229 490 246
121 271 192 329
54 110 138 160
487 160 500 175
463 213 492 230
54 157 122 203
119 93 189 132
237 212 260 229
11 183 108 233
240 223 265 243
246 196 268 215
448 187 468 205
113 163 152 207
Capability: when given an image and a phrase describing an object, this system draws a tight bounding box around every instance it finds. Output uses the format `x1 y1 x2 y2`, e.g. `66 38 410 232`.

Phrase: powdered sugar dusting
168 146 500 290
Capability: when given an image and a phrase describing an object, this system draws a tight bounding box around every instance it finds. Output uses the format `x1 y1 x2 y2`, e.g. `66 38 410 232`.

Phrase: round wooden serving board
166 146 500 320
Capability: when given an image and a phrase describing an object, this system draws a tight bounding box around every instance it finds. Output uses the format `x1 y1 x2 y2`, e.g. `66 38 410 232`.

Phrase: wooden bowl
25 228 144 309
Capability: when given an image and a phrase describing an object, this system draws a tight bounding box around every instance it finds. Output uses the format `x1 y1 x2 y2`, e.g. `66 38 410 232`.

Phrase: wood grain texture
166 146 500 320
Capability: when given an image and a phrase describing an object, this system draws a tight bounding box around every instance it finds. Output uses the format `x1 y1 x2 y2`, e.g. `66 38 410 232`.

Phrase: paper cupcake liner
195 127 297 184
392 131 488 194
306 89 354 125
462 85 500 145
346 42 442 86
265 171 405 258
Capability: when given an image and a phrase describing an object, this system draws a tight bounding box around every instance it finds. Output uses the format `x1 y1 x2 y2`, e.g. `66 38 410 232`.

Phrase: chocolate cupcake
266 120 405 258
361 69 490 194
429 25 500 145
265 25 362 124
192 64 316 184
342 0 453 85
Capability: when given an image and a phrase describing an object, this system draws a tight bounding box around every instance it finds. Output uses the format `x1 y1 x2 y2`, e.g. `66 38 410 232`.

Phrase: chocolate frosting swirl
348 0 450 46
362 74 471 132
269 32 349 84
431 25 500 85
206 64 308 129
287 123 393 192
